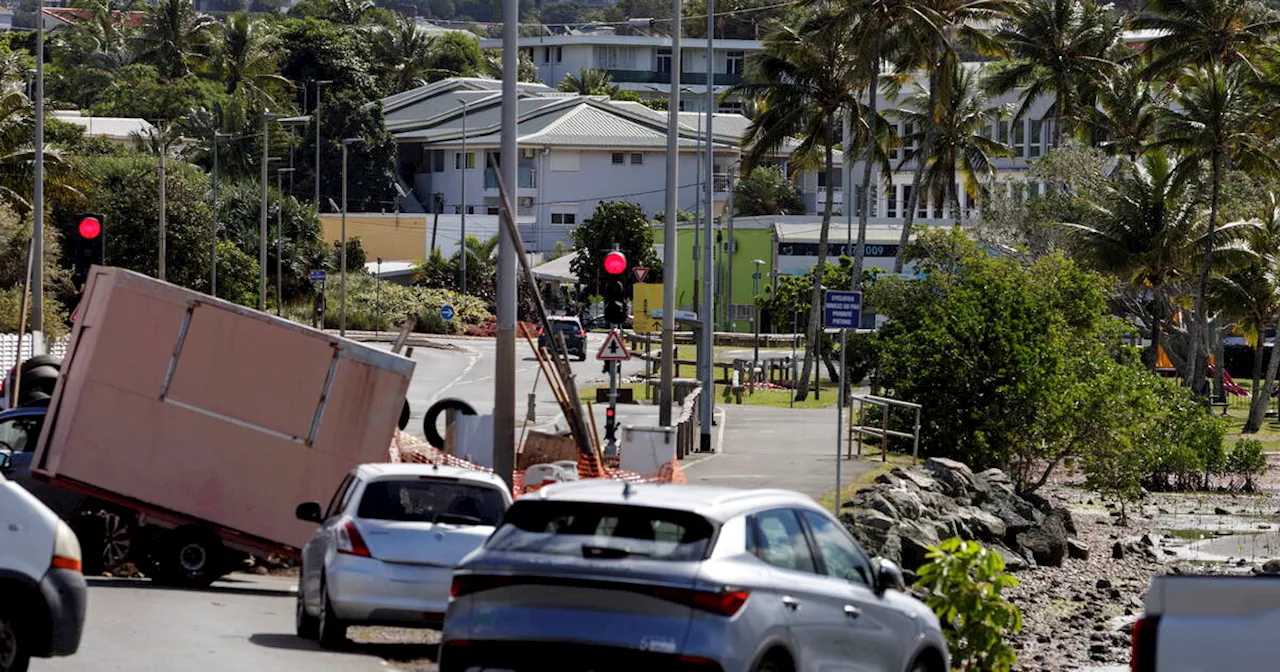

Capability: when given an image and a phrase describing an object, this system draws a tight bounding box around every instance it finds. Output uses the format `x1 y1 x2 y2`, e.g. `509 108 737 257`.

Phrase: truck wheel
0 609 29 672
296 588 319 640
423 398 476 449
152 529 223 588
72 511 132 575
317 577 347 649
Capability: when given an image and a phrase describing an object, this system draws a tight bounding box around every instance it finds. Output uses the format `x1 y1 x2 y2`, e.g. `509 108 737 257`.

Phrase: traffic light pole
606 357 619 457
31 0 44 339
658 0 680 428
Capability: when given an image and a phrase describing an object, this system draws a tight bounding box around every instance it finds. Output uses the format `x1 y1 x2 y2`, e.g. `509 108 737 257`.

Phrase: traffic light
602 250 627 326
604 406 617 443
71 213 104 289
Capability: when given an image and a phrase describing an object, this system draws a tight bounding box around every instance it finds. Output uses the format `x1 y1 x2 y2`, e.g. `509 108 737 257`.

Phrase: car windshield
486 501 715 561
551 322 580 333
357 478 506 527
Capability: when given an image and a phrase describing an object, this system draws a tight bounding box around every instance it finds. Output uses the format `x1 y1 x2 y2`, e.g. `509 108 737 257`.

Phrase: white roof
365 260 417 277
52 110 155 140
774 221 907 244
531 251 579 283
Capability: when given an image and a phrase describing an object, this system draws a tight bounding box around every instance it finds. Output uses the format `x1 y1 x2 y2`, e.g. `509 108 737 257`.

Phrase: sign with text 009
823 290 862 329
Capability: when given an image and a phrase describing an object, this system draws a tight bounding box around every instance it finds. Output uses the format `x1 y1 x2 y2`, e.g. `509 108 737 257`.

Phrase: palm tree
1229 194 1280 432
985 0 1123 148
557 68 621 96
328 0 376 25
898 62 1012 227
1087 59 1166 159
216 13 287 104
133 0 217 79
371 14 439 93
0 82 78 214
52 0 139 104
1156 62 1278 393
1136 0 1280 76
731 11 865 401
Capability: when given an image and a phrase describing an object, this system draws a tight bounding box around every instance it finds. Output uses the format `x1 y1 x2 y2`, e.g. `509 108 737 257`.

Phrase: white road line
682 406 729 470
427 345 483 406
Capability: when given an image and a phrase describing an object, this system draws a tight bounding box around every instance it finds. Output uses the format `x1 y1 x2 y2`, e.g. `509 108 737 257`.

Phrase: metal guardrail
848 394 922 461
675 385 703 459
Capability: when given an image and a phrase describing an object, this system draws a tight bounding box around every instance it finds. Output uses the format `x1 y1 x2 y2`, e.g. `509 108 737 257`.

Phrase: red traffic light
78 216 102 240
603 251 627 275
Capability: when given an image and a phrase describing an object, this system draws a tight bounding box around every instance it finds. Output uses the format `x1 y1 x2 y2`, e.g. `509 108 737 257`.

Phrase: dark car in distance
539 316 588 361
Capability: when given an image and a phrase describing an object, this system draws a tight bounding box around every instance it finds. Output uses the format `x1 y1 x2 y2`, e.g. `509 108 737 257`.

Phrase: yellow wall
319 213 432 262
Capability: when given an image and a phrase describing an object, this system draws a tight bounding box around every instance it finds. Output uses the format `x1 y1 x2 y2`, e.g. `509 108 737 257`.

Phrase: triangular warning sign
596 329 631 361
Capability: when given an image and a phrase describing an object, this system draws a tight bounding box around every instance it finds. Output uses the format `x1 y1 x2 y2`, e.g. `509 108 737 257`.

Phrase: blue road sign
309 270 326 282
824 290 862 329
440 304 455 321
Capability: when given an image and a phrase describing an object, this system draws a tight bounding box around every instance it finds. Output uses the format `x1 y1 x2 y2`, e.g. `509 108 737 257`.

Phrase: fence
848 393 922 461
0 334 68 369
675 384 703 458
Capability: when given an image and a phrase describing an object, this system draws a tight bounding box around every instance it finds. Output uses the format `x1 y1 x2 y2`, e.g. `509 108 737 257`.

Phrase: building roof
52 110 155 141
774 221 908 244
479 34 763 50
42 7 146 28
531 252 579 283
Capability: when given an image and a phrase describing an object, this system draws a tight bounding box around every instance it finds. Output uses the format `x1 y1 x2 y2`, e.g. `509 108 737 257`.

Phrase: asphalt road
31 575 434 672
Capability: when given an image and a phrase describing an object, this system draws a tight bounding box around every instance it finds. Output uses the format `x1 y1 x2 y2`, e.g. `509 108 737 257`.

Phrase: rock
1089 643 1108 654
1158 507 1171 514
898 527 936 571
977 468 1016 495
1109 588 1123 600
1261 559 1280 575
957 506 1008 541
881 489 924 520
1017 513 1068 567
1112 541 1126 560
892 467 938 492
867 493 901 519
1096 578 1112 590
992 545 1030 571
1215 506 1231 515
923 457 984 499
1067 538 1090 561
854 509 896 533
1051 507 1077 535
874 472 905 488
980 491 1037 536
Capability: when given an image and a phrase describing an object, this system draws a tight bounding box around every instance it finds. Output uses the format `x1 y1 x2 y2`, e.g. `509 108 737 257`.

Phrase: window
932 193 943 219
555 46 563 63
903 122 916 156
798 510 873 585
1030 119 1043 158
886 184 897 218
997 120 1009 146
486 501 716 562
612 152 625 165
550 212 576 225
431 149 445 173
358 479 507 527
726 50 745 76
324 474 356 520
730 304 754 321
593 45 622 70
1014 118 1026 158
718 101 743 114
748 509 816 573
487 207 500 215
817 168 842 189
455 152 475 170
918 191 928 219
0 413 43 455
869 185 878 217
656 48 672 74
630 153 643 165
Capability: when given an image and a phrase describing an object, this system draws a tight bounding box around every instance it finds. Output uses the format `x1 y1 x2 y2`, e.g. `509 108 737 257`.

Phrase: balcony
604 70 743 86
485 166 537 190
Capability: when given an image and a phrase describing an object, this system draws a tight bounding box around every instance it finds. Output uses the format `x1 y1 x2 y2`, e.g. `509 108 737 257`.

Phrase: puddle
1176 530 1280 562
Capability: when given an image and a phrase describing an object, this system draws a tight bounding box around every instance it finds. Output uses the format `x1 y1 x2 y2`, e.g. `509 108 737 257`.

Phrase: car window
486 501 714 561
749 509 816 574
553 322 580 334
799 509 872 585
0 415 42 454
357 478 506 526
325 474 355 519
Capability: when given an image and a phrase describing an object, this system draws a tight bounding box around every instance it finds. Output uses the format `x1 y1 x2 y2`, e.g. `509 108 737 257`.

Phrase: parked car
0 453 87 672
440 482 949 672
538 316 588 361
1130 573 1280 671
294 463 513 648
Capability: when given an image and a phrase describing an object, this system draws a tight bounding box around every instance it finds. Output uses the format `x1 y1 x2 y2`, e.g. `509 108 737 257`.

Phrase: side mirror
295 502 322 523
0 453 10 472
875 558 906 594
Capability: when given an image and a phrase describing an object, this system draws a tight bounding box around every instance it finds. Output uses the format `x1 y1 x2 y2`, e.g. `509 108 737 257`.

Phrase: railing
604 70 743 86
712 173 730 193
0 334 68 369
674 384 703 458
485 166 537 190
848 394 922 461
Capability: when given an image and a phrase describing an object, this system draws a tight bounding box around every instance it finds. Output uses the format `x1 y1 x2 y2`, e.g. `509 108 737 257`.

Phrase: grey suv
538 316 587 361
440 482 949 672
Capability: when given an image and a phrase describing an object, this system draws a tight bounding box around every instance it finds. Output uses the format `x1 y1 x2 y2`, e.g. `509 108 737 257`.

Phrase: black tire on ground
577 351 587 361
71 511 132 575
0 609 30 672
422 398 476 449
753 649 794 672
295 586 319 640
150 528 224 588
316 578 347 649
398 399 410 431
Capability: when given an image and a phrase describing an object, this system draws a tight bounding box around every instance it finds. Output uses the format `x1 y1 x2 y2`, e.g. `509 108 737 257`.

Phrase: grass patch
716 383 839 409
815 452 917 512
1217 386 1280 452
578 382 648 403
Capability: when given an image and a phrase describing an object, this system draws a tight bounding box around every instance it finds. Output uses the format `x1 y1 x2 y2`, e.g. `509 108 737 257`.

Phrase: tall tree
1087 59 1165 159
133 0 217 79
1229 193 1280 432
0 81 78 215
215 13 287 105
371 14 439 93
985 0 1122 147
732 10 864 401
1136 0 1280 75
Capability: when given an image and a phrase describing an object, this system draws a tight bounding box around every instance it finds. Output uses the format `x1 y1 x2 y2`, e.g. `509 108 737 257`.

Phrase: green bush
1227 439 1268 491
284 273 492 334
913 538 1022 672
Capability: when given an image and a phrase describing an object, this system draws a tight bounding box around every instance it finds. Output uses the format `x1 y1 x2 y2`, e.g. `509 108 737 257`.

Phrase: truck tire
150 528 224 588
15 367 57 406
0 607 29 672
71 511 133 575
423 398 475 449
317 577 347 649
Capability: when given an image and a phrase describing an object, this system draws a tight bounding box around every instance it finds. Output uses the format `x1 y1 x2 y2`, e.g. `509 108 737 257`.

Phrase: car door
0 409 43 477
306 473 356 606
798 509 914 672
748 508 868 672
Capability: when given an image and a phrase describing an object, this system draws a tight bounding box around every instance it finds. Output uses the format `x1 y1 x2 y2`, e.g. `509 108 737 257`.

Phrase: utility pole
700 0 715 452
659 0 681 427
492 0 518 489
277 167 295 316
314 80 333 210
158 126 167 282
210 131 230 296
340 138 362 337
459 98 469 293
725 163 736 331
261 112 286 310
31 0 44 338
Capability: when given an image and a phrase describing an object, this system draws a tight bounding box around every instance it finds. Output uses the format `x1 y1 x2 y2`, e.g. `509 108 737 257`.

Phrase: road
31 575 434 672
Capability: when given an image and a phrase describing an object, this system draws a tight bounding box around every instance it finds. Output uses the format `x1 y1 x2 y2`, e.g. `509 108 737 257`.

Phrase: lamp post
375 256 383 338
210 131 231 296
752 258 764 392
340 137 364 337
314 79 334 210
31 0 44 336
458 97 469 294
261 112 287 311
276 167 295 316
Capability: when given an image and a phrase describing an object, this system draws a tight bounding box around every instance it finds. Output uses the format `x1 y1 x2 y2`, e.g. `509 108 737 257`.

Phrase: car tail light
336 521 372 558
451 573 514 598
578 329 586 337
653 585 750 617
52 521 83 573
1130 615 1160 672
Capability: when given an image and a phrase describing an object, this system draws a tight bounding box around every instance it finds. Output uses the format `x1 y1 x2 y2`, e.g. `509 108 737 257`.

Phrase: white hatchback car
294 463 512 648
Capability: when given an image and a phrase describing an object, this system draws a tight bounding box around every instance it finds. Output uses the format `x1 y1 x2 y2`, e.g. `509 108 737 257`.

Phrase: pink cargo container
31 266 414 584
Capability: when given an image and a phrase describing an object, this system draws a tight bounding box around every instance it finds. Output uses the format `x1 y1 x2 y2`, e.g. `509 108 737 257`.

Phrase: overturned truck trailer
31 266 414 585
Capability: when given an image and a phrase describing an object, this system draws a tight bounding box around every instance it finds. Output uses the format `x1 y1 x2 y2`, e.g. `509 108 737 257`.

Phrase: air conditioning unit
518 197 534 208
521 148 536 159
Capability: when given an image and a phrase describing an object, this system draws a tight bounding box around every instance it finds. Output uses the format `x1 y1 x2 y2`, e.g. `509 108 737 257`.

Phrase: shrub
284 273 492 334
913 538 1022 672
1227 439 1268 491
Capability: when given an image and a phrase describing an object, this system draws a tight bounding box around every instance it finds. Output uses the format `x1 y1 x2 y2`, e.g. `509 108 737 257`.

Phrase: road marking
427 345 483 406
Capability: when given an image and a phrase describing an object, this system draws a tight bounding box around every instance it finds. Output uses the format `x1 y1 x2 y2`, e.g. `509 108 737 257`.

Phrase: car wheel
577 351 587 361
0 610 29 672
73 511 132 575
296 582 320 640
317 577 347 649
151 528 222 588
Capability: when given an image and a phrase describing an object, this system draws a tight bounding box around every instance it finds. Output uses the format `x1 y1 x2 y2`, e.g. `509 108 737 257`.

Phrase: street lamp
752 258 765 392
210 131 232 297
457 97 469 295
315 79 334 209
340 137 364 337
276 167 296 316
375 256 383 338
261 112 288 311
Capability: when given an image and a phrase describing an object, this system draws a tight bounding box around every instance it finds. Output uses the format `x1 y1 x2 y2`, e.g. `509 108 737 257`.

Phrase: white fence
0 333 68 368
